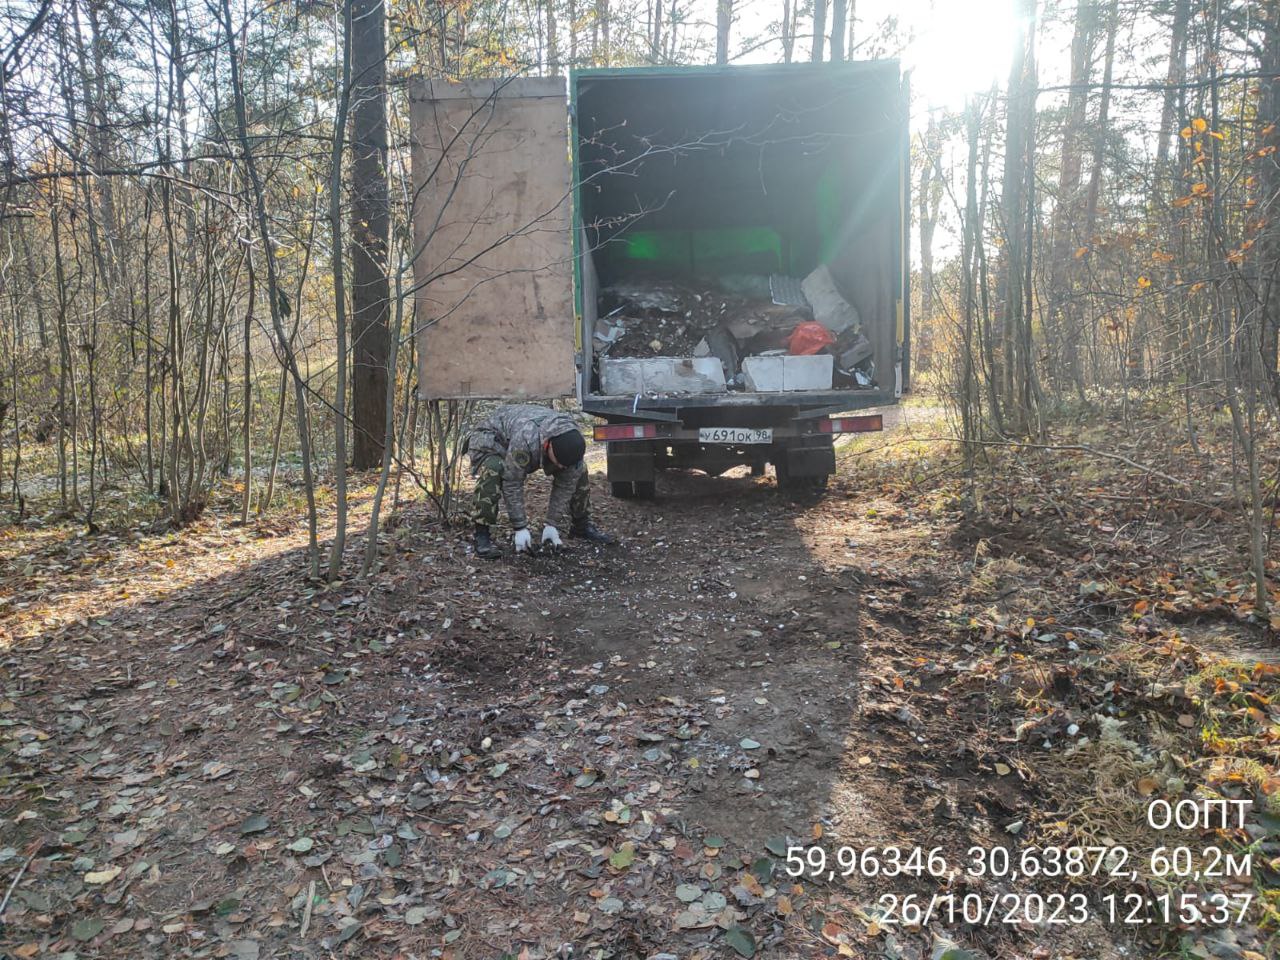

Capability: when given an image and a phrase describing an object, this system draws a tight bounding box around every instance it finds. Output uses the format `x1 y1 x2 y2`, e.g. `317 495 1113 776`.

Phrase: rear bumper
593 413 882 443
602 431 845 481
583 388 894 419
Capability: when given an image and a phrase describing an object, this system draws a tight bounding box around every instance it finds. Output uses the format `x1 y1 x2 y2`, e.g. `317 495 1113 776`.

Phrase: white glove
513 528 533 553
541 525 562 549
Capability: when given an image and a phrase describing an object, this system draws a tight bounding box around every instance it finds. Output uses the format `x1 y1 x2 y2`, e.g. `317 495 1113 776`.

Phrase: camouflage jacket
468 404 585 530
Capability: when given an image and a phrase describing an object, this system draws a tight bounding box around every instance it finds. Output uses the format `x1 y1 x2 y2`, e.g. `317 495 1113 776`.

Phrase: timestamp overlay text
782 798 1258 929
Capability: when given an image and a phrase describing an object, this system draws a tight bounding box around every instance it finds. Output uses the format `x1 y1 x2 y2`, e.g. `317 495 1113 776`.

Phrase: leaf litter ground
1 401 1277 959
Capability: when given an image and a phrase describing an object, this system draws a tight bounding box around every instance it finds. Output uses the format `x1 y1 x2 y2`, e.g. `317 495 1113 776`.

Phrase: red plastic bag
787 321 836 356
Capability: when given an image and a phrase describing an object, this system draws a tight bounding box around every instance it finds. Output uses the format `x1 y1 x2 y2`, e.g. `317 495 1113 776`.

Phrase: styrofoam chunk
801 265 861 334
742 354 833 392
599 357 727 395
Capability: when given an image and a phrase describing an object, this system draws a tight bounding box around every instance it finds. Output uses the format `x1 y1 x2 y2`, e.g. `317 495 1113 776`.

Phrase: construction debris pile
593 266 876 395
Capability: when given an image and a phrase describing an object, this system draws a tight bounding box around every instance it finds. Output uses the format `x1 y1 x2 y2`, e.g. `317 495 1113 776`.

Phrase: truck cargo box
411 64 907 404
573 63 908 412
410 63 908 495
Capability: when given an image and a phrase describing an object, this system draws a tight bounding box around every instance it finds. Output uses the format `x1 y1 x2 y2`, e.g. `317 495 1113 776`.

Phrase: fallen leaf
72 918 105 941
84 866 122 884
725 925 756 957
239 814 269 835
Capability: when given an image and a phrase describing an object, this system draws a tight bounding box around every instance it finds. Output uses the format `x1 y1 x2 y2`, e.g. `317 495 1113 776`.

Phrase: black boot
569 519 616 545
474 524 501 559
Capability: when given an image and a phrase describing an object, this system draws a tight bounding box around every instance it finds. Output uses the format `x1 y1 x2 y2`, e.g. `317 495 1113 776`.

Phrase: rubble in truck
593 265 877 396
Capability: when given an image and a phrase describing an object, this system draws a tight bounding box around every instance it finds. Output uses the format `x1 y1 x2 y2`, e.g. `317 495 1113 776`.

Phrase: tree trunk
329 0 354 580
51 207 78 512
651 0 662 61
1154 0 1190 382
811 0 826 61
1154 0 1190 186
716 0 731 63
569 0 577 65
595 0 609 65
1047 0 1094 397
782 0 794 63
1257 2 1280 405
1082 0 1118 252
917 117 942 345
1082 0 1121 383
218 0 320 575
829 0 846 60
960 97 983 501
349 0 390 469
361 251 409 577
240 265 254 522
997 0 1042 435
546 0 559 74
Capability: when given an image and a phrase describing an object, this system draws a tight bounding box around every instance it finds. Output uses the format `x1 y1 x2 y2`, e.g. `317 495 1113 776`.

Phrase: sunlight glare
906 0 1020 108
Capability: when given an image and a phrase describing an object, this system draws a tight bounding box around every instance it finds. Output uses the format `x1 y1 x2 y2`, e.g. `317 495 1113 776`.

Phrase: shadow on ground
0 462 1120 959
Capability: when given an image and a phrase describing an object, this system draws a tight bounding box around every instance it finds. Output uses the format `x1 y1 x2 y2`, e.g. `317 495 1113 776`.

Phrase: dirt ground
1 405 1276 959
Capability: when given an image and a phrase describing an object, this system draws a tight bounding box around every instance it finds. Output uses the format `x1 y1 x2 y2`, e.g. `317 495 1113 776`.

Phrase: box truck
411 62 908 496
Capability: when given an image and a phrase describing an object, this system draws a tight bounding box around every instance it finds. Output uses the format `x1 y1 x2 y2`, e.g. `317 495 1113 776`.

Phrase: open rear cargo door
410 78 574 400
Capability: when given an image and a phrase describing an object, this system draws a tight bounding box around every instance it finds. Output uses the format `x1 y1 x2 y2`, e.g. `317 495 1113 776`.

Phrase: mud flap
774 436 835 478
606 441 657 483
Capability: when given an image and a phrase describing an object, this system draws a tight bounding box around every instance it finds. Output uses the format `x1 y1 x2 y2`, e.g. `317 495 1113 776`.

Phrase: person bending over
466 403 615 559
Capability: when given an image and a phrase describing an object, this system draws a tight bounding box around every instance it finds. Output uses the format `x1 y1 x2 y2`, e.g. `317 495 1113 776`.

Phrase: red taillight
820 415 883 434
593 423 658 441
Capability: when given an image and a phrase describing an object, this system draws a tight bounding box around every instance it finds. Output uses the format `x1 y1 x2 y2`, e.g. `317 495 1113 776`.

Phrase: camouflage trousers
470 454 591 528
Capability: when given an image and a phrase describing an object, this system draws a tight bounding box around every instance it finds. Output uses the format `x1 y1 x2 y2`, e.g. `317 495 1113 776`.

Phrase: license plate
698 427 773 445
